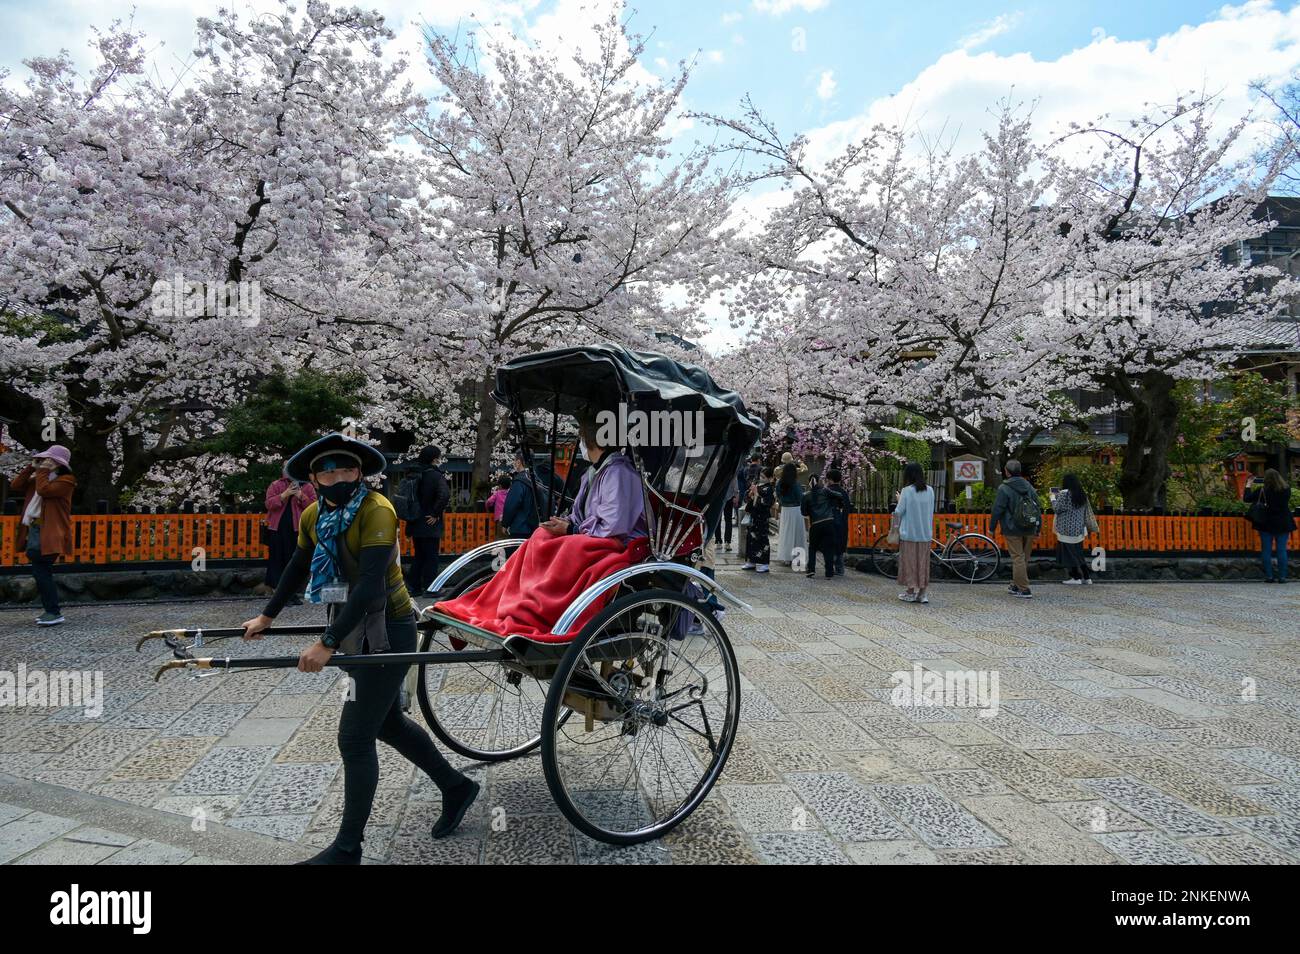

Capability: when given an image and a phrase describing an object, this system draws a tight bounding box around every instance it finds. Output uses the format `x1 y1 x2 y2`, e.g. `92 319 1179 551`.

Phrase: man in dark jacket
990 459 1040 599
502 453 541 538
824 468 851 576
406 446 450 595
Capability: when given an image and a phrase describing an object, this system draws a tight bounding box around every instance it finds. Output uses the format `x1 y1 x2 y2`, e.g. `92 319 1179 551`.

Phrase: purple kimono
569 451 648 541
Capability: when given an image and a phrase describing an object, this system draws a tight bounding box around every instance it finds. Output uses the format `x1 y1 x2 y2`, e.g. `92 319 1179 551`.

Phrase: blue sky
624 0 1237 141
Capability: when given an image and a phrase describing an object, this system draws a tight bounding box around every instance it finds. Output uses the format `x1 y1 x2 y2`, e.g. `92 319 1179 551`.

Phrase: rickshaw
142 344 764 845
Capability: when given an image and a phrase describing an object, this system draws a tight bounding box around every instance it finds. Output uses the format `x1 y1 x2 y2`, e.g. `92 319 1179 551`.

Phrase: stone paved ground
2 556 1300 864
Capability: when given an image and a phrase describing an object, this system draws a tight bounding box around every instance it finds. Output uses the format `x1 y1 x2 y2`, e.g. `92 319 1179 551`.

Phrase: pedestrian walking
990 459 1041 599
1052 473 1098 585
485 474 510 536
11 445 76 626
894 462 935 603
241 433 477 864
1245 468 1295 583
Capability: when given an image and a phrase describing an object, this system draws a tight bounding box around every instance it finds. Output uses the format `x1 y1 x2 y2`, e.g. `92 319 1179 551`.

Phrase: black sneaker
36 612 65 626
1014 589 1034 599
432 777 480 839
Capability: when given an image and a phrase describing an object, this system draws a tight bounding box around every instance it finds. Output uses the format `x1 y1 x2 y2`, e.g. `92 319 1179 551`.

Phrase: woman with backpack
1052 472 1098 585
893 462 935 603
1245 469 1295 583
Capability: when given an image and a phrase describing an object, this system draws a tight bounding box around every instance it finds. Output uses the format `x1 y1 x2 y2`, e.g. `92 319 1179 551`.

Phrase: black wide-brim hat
285 432 387 482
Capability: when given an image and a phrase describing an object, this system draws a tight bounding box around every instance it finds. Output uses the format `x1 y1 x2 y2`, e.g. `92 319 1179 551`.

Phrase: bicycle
869 519 1001 582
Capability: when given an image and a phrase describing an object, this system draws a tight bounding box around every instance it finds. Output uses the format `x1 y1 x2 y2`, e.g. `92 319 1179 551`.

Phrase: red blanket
434 528 649 643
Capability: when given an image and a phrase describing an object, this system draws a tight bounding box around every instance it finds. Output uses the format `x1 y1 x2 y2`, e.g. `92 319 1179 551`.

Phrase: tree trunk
1112 370 1178 511
470 366 499 495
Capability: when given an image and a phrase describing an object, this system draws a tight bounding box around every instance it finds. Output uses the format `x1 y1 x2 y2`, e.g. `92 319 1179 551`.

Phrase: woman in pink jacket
263 468 316 594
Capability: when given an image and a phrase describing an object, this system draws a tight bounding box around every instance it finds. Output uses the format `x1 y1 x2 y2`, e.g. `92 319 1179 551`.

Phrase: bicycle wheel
416 568 548 761
540 589 740 844
870 533 900 579
944 533 1000 582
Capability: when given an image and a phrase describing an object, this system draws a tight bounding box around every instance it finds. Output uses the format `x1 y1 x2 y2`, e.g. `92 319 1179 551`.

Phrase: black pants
265 508 297 587
335 613 461 851
714 501 735 546
27 548 60 614
808 523 836 578
411 536 441 596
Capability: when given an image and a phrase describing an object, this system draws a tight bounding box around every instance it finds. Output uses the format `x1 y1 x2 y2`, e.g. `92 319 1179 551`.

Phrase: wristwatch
320 632 340 650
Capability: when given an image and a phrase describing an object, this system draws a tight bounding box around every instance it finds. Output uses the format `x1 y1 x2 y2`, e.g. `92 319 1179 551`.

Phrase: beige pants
1005 535 1034 590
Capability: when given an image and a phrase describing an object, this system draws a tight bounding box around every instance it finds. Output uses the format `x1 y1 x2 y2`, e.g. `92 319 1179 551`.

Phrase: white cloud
802 1 1300 169
706 49 726 64
733 33 747 46
816 69 836 100
752 0 830 16
721 11 744 25
958 12 1023 51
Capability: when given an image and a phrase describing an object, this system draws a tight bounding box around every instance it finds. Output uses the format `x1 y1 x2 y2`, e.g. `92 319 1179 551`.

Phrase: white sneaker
756 565 770 573
1084 579 1094 585
741 563 756 570
919 592 930 604
713 608 727 624
1062 578 1083 585
898 592 918 603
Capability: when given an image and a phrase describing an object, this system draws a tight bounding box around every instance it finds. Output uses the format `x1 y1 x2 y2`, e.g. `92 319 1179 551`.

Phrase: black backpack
1009 484 1042 534
393 470 423 522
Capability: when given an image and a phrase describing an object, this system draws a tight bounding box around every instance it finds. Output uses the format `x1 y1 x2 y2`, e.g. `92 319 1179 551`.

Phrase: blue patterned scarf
308 484 370 603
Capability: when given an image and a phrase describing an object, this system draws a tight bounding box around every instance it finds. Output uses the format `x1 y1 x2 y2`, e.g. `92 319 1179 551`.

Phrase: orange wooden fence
0 513 496 567
1 510 1291 567
847 512 1298 553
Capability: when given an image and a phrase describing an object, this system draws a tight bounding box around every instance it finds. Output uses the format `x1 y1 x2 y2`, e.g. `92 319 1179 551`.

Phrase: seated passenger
432 414 649 642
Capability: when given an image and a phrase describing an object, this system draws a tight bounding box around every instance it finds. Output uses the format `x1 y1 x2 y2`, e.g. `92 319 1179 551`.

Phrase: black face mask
318 480 360 507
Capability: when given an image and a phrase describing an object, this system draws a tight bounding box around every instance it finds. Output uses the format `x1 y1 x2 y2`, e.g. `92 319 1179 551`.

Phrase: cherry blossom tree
1046 96 1287 508
0 1 423 504
399 14 736 489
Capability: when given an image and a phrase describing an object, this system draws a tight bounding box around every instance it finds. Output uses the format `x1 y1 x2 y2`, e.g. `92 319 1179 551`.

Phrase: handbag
887 511 900 545
740 512 752 527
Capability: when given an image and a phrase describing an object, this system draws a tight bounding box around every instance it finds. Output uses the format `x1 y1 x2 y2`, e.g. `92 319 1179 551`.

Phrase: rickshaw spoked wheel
540 588 740 845
416 568 547 762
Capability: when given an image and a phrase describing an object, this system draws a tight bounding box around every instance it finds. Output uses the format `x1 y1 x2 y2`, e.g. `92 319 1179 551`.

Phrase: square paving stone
871 784 1006 850
172 745 277 796
1081 777 1231 836
843 840 938 864
226 813 313 841
104 736 216 782
1094 831 1203 864
786 772 908 841
484 813 575 864
719 783 817 833
961 794 1119 864
161 704 254 737
1184 833 1298 865
752 831 851 864
235 762 338 816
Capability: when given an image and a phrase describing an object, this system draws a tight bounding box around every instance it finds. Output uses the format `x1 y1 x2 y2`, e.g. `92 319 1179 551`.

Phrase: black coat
1245 485 1296 536
406 465 450 538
